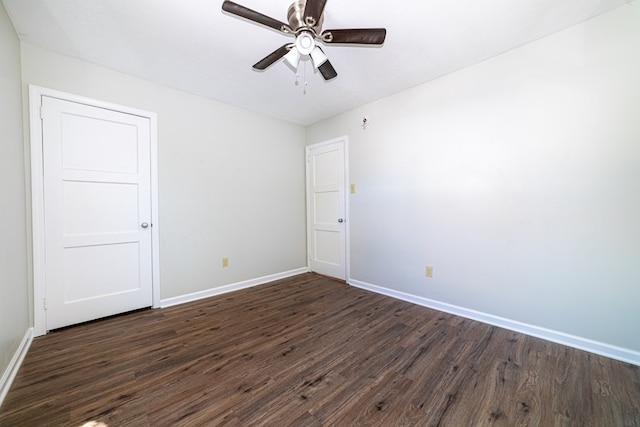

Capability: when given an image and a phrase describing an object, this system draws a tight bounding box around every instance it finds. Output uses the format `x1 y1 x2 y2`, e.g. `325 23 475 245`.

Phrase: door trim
305 136 350 281
29 85 160 336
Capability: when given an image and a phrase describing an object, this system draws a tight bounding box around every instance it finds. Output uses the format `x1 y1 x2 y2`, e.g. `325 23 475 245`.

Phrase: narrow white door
42 96 153 330
306 138 347 280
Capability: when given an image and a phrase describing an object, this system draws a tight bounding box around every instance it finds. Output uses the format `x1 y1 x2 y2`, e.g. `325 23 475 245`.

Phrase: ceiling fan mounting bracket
288 0 323 33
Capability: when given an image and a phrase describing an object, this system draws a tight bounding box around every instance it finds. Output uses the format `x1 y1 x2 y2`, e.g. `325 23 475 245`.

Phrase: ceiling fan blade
222 1 291 33
321 28 387 45
253 44 292 70
302 0 328 27
318 59 337 81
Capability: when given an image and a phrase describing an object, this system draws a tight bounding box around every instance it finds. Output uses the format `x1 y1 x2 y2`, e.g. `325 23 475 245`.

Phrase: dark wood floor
1 273 639 426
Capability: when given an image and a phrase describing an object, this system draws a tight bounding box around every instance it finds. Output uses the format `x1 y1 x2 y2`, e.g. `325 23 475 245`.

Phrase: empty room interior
1 0 639 425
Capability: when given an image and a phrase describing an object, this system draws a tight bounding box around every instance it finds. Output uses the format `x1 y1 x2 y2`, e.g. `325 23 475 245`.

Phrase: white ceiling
3 0 630 125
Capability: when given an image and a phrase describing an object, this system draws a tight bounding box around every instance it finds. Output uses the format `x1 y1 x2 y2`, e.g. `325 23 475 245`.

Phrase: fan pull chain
303 61 308 95
293 61 309 95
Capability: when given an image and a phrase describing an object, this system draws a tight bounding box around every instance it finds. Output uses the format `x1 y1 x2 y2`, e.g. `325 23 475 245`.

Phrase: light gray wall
0 2 30 383
20 43 307 300
307 4 640 353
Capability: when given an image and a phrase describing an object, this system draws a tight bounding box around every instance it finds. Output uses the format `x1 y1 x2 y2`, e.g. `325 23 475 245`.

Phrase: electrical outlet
222 257 229 268
350 184 356 194
425 265 433 278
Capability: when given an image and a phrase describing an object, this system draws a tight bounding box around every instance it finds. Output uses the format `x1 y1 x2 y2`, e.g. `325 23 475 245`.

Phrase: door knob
338 218 344 223
141 222 149 229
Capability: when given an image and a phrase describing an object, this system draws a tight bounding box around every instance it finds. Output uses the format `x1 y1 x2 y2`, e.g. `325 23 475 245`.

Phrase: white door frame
306 136 350 281
29 85 161 336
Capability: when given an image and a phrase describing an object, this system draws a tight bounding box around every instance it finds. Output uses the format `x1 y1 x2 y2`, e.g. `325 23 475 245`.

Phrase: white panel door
307 138 347 280
42 96 153 330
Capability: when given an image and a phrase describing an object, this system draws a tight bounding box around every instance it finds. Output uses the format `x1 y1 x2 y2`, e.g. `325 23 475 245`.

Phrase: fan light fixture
309 46 328 70
283 47 301 69
285 45 328 71
295 32 315 55
285 31 316 70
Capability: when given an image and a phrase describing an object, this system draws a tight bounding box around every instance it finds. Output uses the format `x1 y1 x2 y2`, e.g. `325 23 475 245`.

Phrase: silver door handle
141 222 149 229
338 218 344 223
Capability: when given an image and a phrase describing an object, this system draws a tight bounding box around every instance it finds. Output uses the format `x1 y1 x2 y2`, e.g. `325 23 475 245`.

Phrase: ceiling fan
221 0 387 81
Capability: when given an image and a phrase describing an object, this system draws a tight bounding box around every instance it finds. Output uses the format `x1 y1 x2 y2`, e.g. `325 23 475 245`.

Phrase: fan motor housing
287 0 323 33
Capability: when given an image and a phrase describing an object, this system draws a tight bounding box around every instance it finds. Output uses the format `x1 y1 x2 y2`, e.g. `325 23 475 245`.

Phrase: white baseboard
160 267 310 308
349 279 640 366
0 328 34 408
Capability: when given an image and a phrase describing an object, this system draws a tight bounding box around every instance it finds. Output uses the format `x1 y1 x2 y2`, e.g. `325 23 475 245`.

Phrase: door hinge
43 297 48 310
40 105 44 120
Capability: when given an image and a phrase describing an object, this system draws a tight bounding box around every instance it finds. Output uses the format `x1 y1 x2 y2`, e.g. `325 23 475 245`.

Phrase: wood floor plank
1 273 639 426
